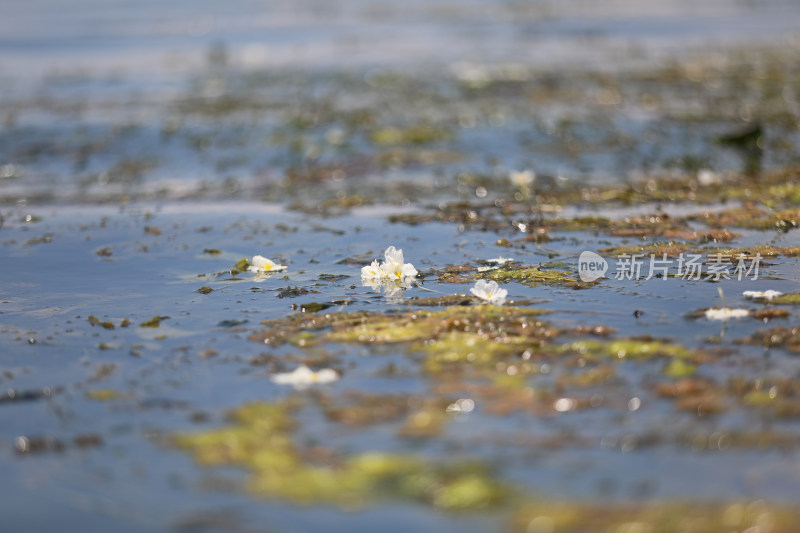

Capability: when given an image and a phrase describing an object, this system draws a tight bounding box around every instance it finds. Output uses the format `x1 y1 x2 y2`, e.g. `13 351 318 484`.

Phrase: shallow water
3 2 800 532
3 201 800 530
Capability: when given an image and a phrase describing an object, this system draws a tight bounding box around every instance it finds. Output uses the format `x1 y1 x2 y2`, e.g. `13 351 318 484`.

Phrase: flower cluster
361 246 418 296
361 246 418 283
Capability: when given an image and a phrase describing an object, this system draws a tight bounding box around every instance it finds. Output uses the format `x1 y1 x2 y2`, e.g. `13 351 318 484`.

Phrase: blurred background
1 0 800 206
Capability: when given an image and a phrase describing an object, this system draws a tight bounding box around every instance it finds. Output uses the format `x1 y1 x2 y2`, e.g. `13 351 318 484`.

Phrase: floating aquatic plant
248 255 287 273
470 279 508 305
705 308 750 321
742 289 783 301
172 401 510 510
361 246 418 296
705 288 749 321
361 246 417 283
270 365 339 389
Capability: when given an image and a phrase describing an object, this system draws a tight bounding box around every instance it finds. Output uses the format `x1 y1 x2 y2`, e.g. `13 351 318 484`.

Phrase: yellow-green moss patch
172 400 510 510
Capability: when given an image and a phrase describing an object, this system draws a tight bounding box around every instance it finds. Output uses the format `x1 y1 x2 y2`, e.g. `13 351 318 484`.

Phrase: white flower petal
381 261 402 281
742 290 783 301
401 262 418 280
383 246 404 267
509 170 535 188
270 365 339 388
361 260 382 280
248 255 287 272
704 307 749 321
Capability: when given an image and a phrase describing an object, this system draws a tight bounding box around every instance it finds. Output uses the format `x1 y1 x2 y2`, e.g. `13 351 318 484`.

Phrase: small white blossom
446 398 475 413
697 169 721 186
248 255 287 273
470 279 508 305
743 290 783 301
509 169 535 188
704 307 749 321
270 365 338 389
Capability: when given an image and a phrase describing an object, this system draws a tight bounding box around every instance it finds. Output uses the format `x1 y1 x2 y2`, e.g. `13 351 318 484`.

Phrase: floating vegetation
276 286 318 299
557 338 697 361
370 124 452 146
738 326 800 353
510 499 800 533
770 294 800 305
435 263 594 289
139 316 169 328
483 265 595 289
172 401 510 510
85 389 122 401
87 315 115 329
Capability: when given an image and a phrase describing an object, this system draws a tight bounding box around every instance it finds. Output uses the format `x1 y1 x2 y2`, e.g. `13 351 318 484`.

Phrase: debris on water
217 319 248 328
88 315 115 329
85 389 122 401
1 387 55 404
277 286 319 299
140 316 170 328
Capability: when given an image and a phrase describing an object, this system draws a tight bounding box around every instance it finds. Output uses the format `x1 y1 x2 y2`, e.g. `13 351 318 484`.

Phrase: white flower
470 279 508 305
248 255 287 273
509 170 535 188
361 260 383 281
380 246 418 281
270 365 338 389
697 169 721 186
704 307 749 321
743 290 783 301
